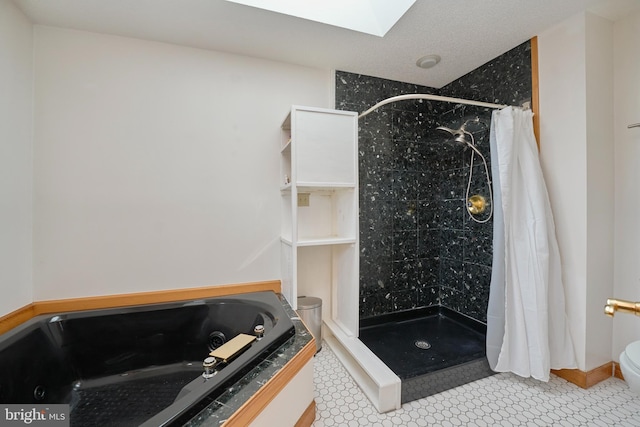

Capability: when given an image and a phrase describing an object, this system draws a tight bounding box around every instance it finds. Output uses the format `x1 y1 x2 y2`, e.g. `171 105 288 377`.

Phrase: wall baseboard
0 280 281 335
551 362 615 388
614 362 625 381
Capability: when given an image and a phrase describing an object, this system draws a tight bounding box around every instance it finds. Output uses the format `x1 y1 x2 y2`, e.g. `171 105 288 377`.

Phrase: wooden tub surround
0 280 281 335
0 280 316 427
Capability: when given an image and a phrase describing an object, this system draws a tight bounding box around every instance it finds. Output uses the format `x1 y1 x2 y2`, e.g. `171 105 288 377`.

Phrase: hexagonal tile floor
312 343 640 427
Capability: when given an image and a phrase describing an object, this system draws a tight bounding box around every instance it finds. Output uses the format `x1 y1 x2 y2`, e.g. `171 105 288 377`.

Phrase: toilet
620 340 640 394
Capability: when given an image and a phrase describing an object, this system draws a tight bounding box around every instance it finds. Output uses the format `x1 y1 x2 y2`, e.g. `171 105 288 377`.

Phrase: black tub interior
0 291 295 426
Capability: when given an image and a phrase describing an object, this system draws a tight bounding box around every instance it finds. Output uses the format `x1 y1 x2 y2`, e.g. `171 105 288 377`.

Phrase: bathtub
0 291 296 426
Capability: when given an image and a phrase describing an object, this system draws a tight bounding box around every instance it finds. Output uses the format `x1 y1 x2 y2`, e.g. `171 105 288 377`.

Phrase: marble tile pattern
185 294 313 426
335 41 532 323
313 343 640 427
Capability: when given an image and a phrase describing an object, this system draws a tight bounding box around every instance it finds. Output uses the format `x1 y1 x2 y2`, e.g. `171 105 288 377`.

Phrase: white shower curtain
486 107 576 381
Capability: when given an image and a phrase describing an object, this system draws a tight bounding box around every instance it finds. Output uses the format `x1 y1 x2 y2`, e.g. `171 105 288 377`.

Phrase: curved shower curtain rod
358 94 516 119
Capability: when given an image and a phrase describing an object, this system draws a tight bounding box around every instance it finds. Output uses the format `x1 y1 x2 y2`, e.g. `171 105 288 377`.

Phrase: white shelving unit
280 105 401 413
280 105 359 337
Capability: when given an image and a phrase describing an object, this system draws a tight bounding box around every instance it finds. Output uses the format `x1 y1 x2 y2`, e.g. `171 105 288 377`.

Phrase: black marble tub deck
184 295 313 426
360 306 496 403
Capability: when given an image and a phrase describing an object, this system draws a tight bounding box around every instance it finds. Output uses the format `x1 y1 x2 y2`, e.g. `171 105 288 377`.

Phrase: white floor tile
313 342 640 426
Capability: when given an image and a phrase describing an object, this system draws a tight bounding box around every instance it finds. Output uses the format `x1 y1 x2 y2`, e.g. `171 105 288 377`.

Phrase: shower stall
356 106 497 403
330 39 533 411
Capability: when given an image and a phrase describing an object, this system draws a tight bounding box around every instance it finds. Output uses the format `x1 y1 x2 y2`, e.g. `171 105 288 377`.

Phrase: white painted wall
584 12 614 371
0 1 33 316
32 26 332 301
612 9 640 361
538 12 615 371
538 13 589 371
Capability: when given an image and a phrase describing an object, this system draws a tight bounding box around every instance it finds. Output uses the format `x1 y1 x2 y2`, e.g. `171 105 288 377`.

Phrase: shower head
436 118 483 139
435 126 457 136
435 125 485 158
436 125 468 145
454 134 468 144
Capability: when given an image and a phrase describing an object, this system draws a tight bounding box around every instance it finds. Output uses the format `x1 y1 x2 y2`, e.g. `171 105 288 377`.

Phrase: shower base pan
359 306 496 404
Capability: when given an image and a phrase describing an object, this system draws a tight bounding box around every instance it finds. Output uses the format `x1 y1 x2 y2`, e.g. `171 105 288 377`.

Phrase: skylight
224 0 416 37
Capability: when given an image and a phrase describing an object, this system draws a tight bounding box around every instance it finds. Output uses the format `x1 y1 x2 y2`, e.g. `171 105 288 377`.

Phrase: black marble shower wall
336 41 532 323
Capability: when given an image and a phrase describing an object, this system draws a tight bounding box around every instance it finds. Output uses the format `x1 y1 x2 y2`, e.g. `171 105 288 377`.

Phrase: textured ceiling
13 0 640 88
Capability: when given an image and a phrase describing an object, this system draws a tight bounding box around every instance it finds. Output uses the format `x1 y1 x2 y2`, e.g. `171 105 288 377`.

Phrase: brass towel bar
604 298 640 317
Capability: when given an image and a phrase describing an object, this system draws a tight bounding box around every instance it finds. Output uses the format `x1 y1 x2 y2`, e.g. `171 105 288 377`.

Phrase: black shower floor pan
360 306 496 403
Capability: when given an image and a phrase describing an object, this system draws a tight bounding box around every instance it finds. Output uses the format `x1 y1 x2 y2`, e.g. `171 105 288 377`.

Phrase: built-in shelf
297 237 356 246
282 183 355 193
278 106 397 413
280 237 293 246
281 236 356 247
281 114 291 131
279 105 359 341
296 183 355 190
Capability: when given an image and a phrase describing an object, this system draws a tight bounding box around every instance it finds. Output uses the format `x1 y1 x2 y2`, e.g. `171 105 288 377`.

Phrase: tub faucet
604 298 640 317
202 356 218 379
254 325 264 340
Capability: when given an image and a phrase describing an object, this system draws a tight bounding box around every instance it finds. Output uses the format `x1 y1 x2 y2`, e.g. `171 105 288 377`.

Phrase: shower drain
414 340 431 350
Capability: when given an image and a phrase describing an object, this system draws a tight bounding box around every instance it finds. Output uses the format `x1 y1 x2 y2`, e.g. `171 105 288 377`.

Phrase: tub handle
203 356 218 379
254 325 265 340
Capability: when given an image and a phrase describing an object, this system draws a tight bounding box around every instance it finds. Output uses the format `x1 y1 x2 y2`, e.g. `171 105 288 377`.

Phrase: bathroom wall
538 17 588 369
538 12 614 372
0 1 33 316
336 40 531 323
32 26 332 302
436 42 532 322
585 12 615 371
336 74 443 318
612 9 640 362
